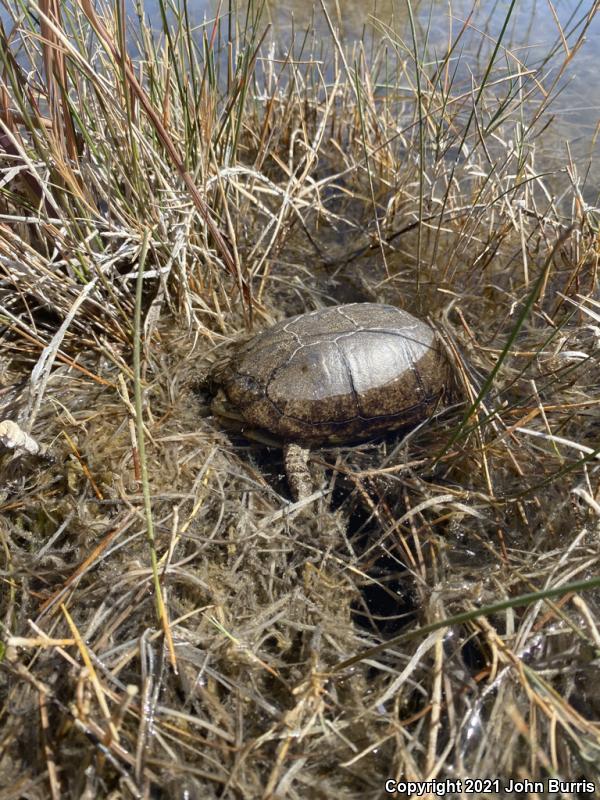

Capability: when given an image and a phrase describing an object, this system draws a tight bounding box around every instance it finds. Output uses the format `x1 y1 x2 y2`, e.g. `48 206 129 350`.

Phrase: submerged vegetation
0 0 599 796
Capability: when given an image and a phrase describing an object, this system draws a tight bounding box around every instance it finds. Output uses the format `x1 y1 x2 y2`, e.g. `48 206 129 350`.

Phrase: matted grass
1 1 599 797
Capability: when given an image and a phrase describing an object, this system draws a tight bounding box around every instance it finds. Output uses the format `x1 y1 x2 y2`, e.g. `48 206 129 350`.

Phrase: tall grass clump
1 0 599 796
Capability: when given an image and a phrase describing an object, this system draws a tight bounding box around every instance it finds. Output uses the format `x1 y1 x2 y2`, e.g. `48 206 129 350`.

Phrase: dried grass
1 0 599 797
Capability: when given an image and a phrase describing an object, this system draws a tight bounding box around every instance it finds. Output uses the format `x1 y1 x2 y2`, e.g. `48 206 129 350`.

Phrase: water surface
140 0 600 197
3 0 599 195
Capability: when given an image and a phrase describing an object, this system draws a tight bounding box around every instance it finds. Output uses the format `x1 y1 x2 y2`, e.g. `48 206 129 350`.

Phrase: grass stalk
133 229 176 669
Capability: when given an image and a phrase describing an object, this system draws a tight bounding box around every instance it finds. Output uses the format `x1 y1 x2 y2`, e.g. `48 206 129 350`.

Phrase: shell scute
267 342 355 423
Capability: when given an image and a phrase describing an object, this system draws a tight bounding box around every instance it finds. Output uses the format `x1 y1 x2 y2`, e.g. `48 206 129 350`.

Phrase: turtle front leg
284 442 313 501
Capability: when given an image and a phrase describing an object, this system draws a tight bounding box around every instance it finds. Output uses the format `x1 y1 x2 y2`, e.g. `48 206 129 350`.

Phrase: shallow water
137 0 600 169
308 0 593 198
2 0 599 196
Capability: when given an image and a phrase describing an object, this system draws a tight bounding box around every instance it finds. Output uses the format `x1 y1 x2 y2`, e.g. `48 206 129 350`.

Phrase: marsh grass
1 0 600 796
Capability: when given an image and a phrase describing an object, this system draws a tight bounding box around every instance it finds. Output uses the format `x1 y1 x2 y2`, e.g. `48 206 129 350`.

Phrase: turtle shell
215 303 448 444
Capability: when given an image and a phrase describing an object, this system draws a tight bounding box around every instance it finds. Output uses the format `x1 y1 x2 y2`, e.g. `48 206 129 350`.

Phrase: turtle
210 302 448 500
